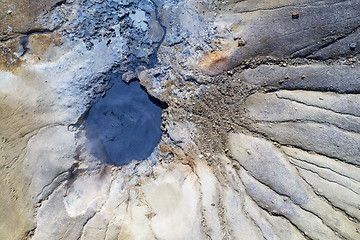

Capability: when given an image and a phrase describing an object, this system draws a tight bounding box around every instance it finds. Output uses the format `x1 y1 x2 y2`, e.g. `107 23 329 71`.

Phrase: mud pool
84 79 163 165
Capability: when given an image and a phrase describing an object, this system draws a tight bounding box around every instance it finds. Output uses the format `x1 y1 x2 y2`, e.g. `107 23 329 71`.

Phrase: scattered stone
237 38 246 47
350 43 356 51
292 12 300 19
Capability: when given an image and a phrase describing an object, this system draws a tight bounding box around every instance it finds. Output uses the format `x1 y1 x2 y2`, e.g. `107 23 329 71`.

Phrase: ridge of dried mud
1 0 359 239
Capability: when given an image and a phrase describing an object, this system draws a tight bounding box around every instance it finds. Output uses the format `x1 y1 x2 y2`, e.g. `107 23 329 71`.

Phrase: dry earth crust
0 0 359 240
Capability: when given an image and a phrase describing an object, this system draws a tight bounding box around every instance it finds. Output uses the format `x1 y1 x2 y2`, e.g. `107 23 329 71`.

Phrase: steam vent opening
84 79 165 166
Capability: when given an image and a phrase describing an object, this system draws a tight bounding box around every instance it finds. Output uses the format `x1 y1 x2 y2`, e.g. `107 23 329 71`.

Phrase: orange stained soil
199 50 230 76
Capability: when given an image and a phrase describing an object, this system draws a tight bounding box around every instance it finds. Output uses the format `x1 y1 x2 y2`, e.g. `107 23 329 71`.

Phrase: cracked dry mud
0 0 359 239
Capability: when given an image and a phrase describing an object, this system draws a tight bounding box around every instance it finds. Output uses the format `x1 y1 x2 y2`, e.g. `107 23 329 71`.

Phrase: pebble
291 12 300 19
350 43 356 51
237 38 246 47
7 10 12 14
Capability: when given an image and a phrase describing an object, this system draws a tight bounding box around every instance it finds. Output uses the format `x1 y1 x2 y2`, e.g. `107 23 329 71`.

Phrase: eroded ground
0 0 359 239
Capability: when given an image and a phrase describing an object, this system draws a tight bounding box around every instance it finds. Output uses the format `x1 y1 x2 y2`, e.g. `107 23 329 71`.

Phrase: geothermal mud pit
84 78 164 166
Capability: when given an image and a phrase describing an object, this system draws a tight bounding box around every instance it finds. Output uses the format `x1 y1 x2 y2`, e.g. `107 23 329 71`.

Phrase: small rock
301 74 305 79
291 12 300 19
7 10 12 15
246 149 251 155
121 71 136 83
232 162 240 170
237 38 246 47
211 203 215 206
350 43 356 51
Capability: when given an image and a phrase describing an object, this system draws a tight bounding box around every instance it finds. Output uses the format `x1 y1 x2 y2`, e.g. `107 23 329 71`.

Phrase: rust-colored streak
208 56 228 68
199 51 230 76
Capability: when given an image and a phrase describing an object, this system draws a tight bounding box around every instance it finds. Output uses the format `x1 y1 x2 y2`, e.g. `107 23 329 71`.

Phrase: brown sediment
0 40 23 71
0 0 61 41
0 0 64 71
27 32 62 56
0 31 63 71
